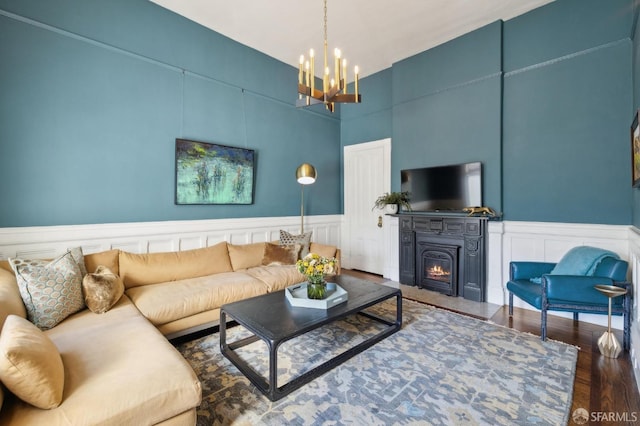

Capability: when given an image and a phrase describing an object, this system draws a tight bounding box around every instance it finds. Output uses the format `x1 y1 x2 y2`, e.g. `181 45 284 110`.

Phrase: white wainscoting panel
0 215 342 260
627 228 640 394
383 216 400 281
486 221 504 305
499 221 630 331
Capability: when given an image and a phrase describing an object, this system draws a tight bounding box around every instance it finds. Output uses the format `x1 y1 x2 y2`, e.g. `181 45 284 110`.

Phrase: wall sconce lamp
296 163 317 233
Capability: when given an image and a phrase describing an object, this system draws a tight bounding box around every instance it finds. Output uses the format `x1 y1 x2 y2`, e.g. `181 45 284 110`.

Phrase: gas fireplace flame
428 265 450 277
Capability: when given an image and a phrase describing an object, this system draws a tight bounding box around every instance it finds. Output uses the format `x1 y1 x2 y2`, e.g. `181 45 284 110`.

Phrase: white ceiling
150 0 554 78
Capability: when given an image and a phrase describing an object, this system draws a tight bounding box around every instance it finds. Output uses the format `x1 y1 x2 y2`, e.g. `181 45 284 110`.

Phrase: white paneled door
343 139 391 274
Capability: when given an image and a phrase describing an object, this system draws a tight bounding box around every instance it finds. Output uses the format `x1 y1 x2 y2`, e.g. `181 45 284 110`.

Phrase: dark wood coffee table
220 274 402 401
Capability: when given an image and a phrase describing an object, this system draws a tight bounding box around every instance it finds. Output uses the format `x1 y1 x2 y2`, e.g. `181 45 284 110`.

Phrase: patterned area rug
176 299 577 425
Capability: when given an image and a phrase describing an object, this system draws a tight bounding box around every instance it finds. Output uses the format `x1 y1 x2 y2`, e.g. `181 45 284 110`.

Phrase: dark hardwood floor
342 269 640 423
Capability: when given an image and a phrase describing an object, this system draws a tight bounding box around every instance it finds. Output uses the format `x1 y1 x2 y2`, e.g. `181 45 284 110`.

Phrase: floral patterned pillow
9 249 86 330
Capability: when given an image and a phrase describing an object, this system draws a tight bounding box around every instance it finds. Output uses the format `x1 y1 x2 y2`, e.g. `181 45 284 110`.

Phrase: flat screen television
400 162 482 212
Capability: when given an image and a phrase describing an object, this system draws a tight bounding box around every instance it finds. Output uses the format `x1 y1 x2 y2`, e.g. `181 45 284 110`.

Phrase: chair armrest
543 275 619 303
510 262 556 280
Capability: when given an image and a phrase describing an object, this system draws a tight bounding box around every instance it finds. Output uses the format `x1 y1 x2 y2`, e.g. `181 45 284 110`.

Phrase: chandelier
296 0 361 112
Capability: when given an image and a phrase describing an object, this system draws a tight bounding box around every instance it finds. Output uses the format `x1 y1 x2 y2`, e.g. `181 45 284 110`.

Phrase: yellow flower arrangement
296 253 337 285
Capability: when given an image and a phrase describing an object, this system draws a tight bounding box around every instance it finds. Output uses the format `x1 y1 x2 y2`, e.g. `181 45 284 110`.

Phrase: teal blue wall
341 68 392 146
342 0 635 225
1 0 638 227
391 21 503 214
502 0 632 224
0 0 341 227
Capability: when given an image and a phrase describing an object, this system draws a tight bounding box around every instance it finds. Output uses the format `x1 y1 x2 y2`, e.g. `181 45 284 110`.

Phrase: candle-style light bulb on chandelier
296 0 361 112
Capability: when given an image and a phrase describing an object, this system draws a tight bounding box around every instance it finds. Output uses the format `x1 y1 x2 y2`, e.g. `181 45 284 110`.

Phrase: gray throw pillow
9 250 86 330
279 230 312 259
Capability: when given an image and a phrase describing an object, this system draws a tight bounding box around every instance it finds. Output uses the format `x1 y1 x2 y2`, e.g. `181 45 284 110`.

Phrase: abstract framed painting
175 139 255 205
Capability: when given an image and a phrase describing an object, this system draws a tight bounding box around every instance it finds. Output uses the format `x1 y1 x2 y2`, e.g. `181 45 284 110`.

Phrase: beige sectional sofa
0 240 339 425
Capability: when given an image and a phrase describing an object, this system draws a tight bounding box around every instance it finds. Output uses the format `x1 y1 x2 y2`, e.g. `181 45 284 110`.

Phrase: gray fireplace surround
398 213 487 302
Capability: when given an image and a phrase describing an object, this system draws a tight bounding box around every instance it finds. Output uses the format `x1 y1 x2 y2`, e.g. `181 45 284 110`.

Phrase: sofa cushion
309 242 338 259
279 230 312 258
82 266 124 314
84 249 120 275
119 242 232 288
0 315 64 409
0 296 201 425
262 242 300 266
126 271 269 326
0 268 27 331
228 242 266 271
245 265 307 292
8 251 85 330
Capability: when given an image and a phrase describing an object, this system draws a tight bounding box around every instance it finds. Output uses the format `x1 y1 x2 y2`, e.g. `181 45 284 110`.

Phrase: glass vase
307 277 327 300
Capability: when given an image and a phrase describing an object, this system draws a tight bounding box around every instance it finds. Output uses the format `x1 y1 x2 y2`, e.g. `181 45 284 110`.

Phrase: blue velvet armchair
507 256 631 350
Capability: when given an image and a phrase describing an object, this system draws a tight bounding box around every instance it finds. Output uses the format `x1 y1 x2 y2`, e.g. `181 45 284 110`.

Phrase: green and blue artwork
175 139 255 204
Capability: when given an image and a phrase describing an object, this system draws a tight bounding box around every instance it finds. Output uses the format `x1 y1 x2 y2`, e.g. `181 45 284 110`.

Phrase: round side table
594 284 627 358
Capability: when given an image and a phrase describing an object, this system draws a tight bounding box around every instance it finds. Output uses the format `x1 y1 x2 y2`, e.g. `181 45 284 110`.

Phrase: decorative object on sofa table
296 253 337 299
296 0 361 112
372 191 412 213
296 163 317 233
462 206 496 217
307 279 326 299
594 284 628 358
285 282 348 309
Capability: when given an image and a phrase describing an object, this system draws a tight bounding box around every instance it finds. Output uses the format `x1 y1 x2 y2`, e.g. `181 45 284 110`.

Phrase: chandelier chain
323 0 328 44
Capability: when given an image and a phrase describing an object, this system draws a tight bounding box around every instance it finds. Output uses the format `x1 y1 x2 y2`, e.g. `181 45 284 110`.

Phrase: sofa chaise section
0 267 201 425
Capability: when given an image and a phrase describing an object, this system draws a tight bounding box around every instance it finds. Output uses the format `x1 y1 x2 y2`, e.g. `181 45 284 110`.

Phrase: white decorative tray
285 282 348 309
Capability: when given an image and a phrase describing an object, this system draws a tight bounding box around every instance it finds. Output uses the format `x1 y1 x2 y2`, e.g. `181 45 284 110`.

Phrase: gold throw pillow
262 243 301 266
82 265 124 314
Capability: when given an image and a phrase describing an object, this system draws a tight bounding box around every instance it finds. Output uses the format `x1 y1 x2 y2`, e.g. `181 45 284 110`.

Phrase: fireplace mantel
397 213 488 302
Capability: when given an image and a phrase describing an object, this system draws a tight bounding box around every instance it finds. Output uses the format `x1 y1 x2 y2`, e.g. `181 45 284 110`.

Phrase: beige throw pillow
0 315 65 409
262 243 301 266
82 266 124 314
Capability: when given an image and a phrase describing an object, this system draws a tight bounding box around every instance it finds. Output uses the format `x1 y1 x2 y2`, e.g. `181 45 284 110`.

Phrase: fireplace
416 243 458 296
399 215 487 302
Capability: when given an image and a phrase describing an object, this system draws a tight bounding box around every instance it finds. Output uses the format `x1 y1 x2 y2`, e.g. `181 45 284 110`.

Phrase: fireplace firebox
417 243 458 295
398 214 487 302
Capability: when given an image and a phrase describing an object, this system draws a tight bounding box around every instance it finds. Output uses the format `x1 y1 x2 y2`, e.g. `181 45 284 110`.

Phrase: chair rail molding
0 215 342 260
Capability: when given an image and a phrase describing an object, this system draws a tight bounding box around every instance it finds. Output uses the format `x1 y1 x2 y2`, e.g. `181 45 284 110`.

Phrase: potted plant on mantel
372 191 412 214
